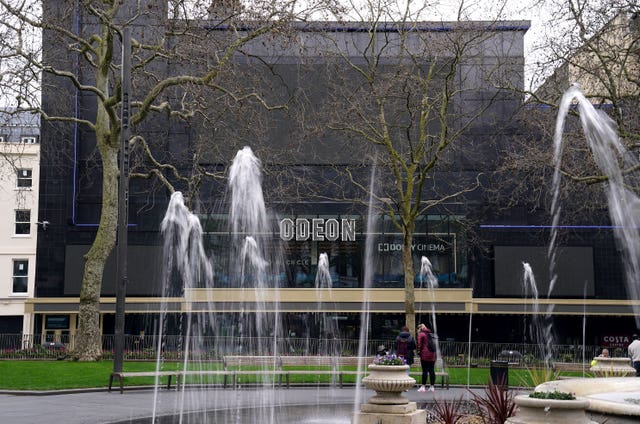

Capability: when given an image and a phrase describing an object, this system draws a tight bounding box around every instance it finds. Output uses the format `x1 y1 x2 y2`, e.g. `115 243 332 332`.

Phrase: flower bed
373 353 406 366
529 389 576 400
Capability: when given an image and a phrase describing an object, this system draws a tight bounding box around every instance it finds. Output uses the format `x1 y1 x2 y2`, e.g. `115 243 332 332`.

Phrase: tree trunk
402 231 415 335
75 141 119 360
73 25 118 361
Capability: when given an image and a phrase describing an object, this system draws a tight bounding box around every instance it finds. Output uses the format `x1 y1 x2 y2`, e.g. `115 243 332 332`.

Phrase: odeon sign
279 218 356 241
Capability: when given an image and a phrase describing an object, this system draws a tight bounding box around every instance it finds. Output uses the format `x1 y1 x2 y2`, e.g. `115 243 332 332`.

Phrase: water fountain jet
513 84 640 423
151 147 287 424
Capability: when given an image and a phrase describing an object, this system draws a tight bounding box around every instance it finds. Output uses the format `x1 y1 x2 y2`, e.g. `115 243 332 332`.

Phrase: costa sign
602 334 631 348
279 218 356 242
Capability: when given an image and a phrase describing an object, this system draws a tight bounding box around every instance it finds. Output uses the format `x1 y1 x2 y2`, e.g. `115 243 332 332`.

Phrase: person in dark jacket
416 323 437 392
394 325 416 372
376 344 388 357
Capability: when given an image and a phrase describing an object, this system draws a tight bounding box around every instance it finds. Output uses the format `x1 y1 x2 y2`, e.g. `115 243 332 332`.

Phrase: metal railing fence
0 333 606 364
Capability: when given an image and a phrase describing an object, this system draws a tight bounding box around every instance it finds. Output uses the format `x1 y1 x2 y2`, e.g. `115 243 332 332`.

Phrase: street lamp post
113 27 131 374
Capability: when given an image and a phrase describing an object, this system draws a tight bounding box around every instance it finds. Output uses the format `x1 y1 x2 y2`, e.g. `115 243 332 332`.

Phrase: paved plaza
0 385 513 424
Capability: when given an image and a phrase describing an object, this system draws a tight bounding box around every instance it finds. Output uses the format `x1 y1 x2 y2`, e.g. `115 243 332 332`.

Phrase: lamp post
113 27 131 374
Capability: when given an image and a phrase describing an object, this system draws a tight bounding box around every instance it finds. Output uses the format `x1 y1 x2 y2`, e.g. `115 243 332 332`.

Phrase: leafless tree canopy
0 0 529 355
489 0 639 229
0 0 345 360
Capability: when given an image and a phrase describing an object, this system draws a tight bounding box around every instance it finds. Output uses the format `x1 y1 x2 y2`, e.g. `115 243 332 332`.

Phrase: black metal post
114 27 131 374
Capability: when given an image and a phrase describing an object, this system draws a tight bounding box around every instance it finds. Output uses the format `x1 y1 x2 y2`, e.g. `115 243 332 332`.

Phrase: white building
0 110 40 337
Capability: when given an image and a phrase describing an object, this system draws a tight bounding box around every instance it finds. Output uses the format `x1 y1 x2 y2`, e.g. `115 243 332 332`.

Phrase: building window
17 169 32 188
15 210 30 235
12 260 28 293
0 135 5 142
20 136 38 144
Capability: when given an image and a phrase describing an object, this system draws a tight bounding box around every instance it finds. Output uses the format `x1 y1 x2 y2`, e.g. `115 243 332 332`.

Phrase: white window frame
14 209 31 236
12 259 28 294
21 136 38 144
16 168 32 189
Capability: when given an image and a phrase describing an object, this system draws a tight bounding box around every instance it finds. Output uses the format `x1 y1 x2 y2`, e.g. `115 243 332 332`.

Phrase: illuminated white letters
325 219 339 241
279 218 295 241
377 243 447 252
296 219 310 240
279 218 356 241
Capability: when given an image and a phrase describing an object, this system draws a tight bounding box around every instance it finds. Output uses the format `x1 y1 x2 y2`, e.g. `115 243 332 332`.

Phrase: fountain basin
117 403 354 423
536 378 640 420
506 395 596 424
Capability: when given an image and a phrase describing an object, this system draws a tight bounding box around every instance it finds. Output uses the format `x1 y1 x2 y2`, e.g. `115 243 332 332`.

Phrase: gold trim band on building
25 288 640 316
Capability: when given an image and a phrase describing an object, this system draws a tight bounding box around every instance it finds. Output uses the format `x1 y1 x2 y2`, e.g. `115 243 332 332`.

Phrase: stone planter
361 364 416 405
355 364 425 423
589 357 636 377
506 395 598 424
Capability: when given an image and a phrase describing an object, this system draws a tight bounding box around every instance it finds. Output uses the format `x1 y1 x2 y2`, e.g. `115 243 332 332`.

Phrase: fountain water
352 163 425 424
582 282 588 377
315 253 332 290
521 262 555 372
148 147 397 424
526 84 640 419
418 256 441 361
522 262 540 346
152 146 286 424
156 191 215 423
553 84 640 326
228 147 282 353
517 84 640 376
314 252 341 358
419 256 438 289
352 165 378 422
506 85 637 399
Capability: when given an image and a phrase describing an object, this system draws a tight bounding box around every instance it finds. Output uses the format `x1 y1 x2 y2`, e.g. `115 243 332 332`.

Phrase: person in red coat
416 323 437 392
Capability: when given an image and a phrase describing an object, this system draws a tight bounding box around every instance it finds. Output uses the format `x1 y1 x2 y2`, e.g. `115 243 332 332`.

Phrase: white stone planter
589 357 636 377
361 364 416 405
506 395 598 424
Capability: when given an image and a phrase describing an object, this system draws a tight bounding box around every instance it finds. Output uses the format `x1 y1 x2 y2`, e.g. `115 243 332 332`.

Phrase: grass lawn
0 361 589 391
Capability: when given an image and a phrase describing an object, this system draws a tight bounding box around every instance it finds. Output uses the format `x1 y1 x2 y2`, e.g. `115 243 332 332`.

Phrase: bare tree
276 2 525 333
492 0 639 222
0 0 340 360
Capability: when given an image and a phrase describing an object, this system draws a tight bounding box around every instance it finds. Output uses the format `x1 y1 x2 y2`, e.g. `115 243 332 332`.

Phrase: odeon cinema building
29 4 639 351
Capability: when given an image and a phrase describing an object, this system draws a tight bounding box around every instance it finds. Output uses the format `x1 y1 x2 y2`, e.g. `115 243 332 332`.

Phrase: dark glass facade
32 5 638 345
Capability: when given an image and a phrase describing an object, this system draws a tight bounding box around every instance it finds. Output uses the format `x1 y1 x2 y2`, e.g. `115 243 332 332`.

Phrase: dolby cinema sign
279 218 356 241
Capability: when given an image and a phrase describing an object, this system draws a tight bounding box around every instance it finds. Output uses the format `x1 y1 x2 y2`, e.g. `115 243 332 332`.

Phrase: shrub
561 353 574 363
468 380 517 424
431 396 465 424
0 345 68 360
522 353 536 365
519 365 560 387
477 357 491 366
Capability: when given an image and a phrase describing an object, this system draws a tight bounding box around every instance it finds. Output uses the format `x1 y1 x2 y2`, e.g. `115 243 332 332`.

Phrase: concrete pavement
0 385 528 424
